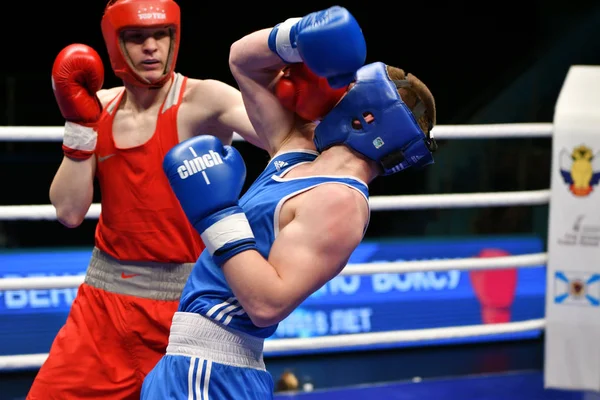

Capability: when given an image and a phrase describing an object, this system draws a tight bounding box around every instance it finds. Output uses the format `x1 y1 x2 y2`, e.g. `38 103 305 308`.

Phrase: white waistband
84 247 193 300
167 312 266 370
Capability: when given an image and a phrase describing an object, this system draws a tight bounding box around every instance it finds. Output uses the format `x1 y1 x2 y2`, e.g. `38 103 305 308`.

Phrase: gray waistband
167 312 265 370
84 247 194 301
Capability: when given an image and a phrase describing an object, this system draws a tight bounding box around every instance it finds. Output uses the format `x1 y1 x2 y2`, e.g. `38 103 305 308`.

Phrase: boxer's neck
314 145 376 184
122 79 172 112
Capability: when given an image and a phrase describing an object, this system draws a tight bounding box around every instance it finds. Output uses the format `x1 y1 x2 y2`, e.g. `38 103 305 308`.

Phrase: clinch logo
177 147 223 184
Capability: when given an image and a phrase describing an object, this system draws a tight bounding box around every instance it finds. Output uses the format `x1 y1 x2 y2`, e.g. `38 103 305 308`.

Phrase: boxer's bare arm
50 154 96 228
49 88 121 228
229 28 301 157
221 184 369 327
178 79 265 149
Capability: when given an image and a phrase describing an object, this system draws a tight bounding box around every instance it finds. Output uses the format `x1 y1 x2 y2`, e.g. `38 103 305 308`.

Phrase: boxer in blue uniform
141 6 438 399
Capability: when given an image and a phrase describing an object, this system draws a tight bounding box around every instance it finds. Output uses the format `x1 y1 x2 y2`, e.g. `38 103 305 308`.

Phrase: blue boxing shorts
141 312 274 400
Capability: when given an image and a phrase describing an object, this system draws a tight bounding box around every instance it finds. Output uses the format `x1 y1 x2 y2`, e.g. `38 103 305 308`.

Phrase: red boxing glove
275 63 348 122
51 44 104 160
469 248 518 324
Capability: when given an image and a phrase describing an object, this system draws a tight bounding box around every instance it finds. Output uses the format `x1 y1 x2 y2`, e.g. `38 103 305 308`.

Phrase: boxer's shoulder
181 78 239 105
179 78 244 128
177 78 217 123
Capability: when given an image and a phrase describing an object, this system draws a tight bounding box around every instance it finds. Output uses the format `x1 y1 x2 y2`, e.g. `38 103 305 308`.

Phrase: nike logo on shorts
98 154 115 162
121 272 140 279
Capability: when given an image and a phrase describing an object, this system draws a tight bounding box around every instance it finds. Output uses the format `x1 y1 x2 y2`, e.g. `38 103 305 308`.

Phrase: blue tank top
178 150 370 338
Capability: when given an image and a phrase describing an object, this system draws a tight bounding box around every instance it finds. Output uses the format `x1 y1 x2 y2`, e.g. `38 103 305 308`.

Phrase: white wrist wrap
274 17 303 63
201 213 255 256
63 121 97 151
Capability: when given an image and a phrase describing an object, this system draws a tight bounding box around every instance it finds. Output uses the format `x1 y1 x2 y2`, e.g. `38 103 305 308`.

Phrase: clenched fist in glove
52 43 104 160
268 6 366 89
163 136 257 266
275 63 347 122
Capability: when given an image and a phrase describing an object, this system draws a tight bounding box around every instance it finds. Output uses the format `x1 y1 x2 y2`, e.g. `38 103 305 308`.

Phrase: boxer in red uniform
27 1 262 399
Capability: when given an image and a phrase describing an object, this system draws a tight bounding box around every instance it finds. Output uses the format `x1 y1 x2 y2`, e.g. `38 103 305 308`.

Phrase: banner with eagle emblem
545 65 600 392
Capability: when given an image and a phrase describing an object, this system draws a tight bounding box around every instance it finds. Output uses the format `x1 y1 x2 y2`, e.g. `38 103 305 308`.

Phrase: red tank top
94 73 204 263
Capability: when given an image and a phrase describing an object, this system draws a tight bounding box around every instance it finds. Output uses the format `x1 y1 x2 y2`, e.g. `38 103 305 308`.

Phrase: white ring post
545 65 600 393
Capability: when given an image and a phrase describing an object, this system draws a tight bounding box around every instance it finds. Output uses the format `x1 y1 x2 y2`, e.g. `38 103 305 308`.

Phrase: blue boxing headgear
314 62 437 175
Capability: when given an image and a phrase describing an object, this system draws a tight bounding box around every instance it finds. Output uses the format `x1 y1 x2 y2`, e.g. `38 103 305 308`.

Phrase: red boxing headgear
275 63 348 122
101 0 181 88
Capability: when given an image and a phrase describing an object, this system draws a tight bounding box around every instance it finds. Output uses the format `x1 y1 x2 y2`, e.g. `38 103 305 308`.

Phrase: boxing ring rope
0 122 553 370
0 122 553 141
0 189 550 220
0 318 546 371
0 252 548 291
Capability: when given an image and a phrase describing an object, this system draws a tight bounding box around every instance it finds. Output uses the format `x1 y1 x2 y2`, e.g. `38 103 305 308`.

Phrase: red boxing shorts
26 248 193 400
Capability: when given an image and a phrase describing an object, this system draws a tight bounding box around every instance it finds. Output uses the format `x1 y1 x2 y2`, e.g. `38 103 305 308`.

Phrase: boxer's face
121 27 172 83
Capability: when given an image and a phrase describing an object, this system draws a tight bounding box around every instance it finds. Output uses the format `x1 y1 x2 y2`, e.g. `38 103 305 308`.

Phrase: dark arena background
1 1 600 399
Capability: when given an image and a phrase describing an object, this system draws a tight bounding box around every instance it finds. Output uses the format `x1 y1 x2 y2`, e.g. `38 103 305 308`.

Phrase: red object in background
469 249 518 324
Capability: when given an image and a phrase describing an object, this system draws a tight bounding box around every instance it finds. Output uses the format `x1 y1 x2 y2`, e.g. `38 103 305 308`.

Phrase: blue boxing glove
163 135 256 266
268 6 366 88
